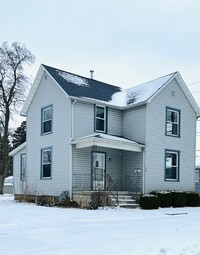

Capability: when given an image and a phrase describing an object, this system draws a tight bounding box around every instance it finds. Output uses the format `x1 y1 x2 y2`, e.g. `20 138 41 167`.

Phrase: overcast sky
2 0 200 160
1 0 200 88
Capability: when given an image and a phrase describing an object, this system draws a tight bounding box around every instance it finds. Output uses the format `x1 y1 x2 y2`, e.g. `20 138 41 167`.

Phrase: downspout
69 99 76 199
142 148 146 194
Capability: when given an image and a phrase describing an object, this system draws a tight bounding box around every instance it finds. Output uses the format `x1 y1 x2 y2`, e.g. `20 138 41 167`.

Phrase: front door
92 152 105 190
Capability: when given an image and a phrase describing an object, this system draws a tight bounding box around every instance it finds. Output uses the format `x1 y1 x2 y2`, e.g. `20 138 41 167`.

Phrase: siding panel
145 79 196 193
26 73 71 196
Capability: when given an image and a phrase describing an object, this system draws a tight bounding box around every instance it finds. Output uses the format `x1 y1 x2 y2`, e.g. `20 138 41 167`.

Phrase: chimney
90 70 94 79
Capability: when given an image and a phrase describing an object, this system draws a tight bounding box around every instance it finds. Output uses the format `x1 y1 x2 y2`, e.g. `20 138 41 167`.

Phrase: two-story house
10 64 200 205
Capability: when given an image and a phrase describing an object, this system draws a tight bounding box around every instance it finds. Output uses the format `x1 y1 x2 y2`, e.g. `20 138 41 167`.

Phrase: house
10 64 200 206
3 176 14 194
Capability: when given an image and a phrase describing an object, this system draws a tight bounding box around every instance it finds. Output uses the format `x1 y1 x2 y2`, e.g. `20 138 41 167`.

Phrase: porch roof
70 133 145 152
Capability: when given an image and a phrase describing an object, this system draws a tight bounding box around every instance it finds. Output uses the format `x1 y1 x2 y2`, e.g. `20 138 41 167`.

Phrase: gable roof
43 64 121 102
21 64 200 117
109 72 177 106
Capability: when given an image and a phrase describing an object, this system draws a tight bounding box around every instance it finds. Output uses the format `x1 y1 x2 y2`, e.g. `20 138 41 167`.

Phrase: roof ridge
42 64 121 89
127 71 178 90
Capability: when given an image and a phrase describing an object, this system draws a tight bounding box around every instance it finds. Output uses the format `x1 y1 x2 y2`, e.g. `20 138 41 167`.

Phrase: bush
139 195 160 210
150 191 172 208
186 192 200 207
171 191 187 207
88 192 108 209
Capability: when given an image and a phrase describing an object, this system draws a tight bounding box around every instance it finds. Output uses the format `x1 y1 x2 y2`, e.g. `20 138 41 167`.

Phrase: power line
187 81 200 86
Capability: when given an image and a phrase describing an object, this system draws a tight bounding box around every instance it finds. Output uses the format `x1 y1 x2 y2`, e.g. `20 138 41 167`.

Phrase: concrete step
109 193 139 208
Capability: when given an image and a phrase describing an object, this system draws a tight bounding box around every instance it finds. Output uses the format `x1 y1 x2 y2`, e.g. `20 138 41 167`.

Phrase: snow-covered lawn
1 195 200 255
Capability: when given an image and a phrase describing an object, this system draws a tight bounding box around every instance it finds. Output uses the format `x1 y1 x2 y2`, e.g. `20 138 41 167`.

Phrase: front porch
72 172 142 208
71 133 145 207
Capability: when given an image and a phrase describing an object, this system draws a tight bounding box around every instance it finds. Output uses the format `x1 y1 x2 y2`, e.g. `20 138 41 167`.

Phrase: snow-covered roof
9 142 26 156
21 64 200 116
109 72 176 106
71 133 144 152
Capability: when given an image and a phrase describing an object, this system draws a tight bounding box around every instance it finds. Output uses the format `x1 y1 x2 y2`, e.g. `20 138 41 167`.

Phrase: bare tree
0 42 35 194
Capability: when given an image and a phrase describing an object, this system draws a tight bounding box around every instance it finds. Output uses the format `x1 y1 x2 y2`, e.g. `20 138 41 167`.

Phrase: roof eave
9 142 26 156
71 136 145 152
20 65 46 116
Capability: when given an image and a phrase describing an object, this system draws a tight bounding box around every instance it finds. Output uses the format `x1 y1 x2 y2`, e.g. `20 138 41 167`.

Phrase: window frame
94 105 107 133
165 149 180 182
41 147 52 180
20 153 26 181
41 105 53 135
165 107 180 137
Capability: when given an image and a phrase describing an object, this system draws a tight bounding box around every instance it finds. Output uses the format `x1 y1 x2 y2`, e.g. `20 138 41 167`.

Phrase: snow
109 72 176 107
72 133 141 144
57 70 90 87
1 195 200 255
4 176 13 185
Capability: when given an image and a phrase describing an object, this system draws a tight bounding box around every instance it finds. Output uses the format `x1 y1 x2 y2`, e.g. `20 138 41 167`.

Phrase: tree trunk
0 106 10 193
0 175 3 194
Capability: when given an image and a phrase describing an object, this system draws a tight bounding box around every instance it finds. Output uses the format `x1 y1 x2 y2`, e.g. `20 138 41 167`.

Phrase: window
41 106 52 134
166 107 180 137
41 148 52 179
95 106 107 132
195 170 200 182
20 154 26 181
165 150 179 181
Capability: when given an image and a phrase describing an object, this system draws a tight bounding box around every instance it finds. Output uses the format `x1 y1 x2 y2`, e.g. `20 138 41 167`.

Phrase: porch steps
109 191 139 208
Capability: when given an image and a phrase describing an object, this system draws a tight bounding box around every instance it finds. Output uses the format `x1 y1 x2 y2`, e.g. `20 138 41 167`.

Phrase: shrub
70 200 79 208
150 191 172 208
139 194 160 210
186 192 200 207
171 191 187 207
88 192 108 209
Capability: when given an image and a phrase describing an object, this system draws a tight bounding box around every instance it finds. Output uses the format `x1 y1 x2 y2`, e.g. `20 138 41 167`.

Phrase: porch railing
125 170 142 198
106 174 119 206
72 173 91 191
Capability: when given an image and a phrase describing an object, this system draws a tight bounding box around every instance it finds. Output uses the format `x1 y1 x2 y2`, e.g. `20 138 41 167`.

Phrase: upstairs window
95 106 107 133
166 107 180 137
41 106 52 134
165 150 179 181
20 154 26 181
41 148 52 179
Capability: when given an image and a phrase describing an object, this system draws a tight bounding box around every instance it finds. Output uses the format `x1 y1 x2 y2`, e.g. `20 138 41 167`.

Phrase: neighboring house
10 64 200 205
3 176 14 194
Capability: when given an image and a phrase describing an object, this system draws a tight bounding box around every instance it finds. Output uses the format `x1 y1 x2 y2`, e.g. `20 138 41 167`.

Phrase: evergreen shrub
171 191 187 207
139 194 159 210
150 191 172 208
186 192 200 207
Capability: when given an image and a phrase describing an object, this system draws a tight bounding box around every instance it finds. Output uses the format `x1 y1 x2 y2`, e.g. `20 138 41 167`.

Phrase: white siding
74 101 122 138
72 147 122 189
145 79 196 193
26 73 71 196
107 108 122 136
122 105 146 144
13 147 26 195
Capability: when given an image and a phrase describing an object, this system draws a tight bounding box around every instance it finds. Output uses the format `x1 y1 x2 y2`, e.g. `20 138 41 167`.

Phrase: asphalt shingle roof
43 64 121 102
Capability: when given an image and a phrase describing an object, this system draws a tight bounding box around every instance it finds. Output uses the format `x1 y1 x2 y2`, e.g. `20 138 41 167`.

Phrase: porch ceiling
70 133 145 152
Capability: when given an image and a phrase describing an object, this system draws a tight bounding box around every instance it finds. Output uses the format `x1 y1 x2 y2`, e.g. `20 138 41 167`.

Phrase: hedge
139 191 200 209
139 195 159 210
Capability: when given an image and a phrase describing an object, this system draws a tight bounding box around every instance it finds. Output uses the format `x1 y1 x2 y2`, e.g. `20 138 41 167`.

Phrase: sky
1 0 200 160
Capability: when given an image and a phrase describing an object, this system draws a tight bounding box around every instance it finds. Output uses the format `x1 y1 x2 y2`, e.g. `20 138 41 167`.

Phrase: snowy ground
1 195 200 255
